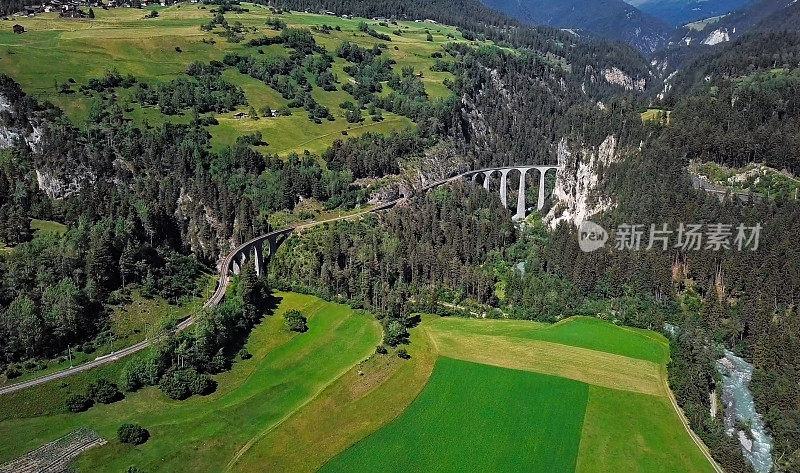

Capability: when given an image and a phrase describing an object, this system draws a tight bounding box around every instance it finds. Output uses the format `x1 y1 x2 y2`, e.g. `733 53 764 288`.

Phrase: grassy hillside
0 276 216 389
0 4 466 156
0 296 713 473
0 293 381 472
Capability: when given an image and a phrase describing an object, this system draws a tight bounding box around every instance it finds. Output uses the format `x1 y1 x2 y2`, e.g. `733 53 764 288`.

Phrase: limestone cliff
0 94 43 153
545 135 619 228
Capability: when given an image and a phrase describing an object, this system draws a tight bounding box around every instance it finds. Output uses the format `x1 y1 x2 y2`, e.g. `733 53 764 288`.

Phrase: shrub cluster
65 394 94 413
118 423 150 445
65 378 123 413
284 309 308 333
158 368 216 401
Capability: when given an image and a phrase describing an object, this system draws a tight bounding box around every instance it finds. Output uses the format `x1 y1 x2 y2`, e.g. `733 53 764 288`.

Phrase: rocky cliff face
600 67 647 91
545 135 619 228
0 94 43 152
0 91 90 201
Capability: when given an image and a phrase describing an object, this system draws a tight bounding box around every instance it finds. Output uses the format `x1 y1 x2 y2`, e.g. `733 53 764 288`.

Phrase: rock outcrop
0 94 43 152
545 135 619 228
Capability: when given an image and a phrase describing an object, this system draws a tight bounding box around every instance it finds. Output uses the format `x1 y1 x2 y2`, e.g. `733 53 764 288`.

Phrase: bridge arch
463 165 561 220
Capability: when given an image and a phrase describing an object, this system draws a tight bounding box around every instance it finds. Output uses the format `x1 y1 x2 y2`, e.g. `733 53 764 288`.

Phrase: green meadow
320 316 715 473
320 357 589 473
0 293 381 472
0 294 714 473
641 108 671 124
0 4 464 155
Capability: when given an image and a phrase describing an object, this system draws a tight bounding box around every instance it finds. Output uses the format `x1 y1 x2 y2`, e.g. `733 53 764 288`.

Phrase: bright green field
0 293 381 472
577 386 714 473
320 315 715 473
0 299 714 473
0 4 465 155
320 357 589 473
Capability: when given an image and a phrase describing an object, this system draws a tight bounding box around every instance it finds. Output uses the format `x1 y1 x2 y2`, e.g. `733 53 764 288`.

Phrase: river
717 350 774 473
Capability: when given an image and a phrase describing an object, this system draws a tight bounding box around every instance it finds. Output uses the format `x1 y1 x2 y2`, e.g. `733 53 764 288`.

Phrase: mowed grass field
316 316 716 473
0 293 381 472
0 299 716 473
321 357 589 473
0 4 465 155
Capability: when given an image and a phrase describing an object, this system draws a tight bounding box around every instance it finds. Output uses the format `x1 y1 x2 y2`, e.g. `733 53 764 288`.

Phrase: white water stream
717 350 774 473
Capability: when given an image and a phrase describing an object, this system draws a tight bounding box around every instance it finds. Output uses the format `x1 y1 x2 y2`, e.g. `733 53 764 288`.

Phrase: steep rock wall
546 135 618 228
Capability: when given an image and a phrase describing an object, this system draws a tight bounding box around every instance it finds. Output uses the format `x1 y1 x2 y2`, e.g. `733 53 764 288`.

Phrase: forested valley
0 1 799 472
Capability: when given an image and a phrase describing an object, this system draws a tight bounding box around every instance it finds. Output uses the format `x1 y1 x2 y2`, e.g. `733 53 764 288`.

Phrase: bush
189 372 216 396
159 368 215 400
120 358 154 392
384 320 408 346
159 369 190 400
397 348 410 359
284 309 308 332
238 348 252 360
118 423 150 445
376 345 387 355
6 365 21 379
208 352 228 373
87 378 123 404
66 394 94 413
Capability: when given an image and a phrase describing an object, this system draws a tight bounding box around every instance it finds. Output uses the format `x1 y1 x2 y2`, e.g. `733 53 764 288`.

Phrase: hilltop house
59 4 84 18
23 5 43 16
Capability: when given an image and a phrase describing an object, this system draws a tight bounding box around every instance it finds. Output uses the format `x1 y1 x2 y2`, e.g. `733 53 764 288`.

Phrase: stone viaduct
218 165 562 289
0 164 559 395
463 165 562 220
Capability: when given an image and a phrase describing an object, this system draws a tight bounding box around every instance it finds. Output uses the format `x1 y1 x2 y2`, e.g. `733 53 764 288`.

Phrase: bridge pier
253 241 264 277
514 167 529 220
499 169 510 208
535 166 547 211
483 171 491 191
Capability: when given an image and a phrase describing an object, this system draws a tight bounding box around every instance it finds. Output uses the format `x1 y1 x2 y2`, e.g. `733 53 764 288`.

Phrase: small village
5 0 442 25
6 0 198 22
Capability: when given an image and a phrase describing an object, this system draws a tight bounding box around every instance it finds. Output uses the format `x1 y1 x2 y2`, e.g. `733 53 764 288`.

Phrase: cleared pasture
0 5 460 154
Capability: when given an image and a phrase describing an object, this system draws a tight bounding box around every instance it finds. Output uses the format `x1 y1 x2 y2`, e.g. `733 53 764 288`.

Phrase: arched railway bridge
0 164 560 395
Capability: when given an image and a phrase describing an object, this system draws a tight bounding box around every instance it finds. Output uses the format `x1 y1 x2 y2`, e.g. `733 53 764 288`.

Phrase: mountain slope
480 0 673 54
650 0 800 84
677 0 798 45
625 0 755 26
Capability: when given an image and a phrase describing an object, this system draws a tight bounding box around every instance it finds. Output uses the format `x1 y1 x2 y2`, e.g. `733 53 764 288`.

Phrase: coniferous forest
1 0 800 471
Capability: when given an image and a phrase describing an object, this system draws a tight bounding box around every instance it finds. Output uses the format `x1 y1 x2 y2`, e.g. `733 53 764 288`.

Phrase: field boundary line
222 316 379 472
661 365 726 473
428 330 664 395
